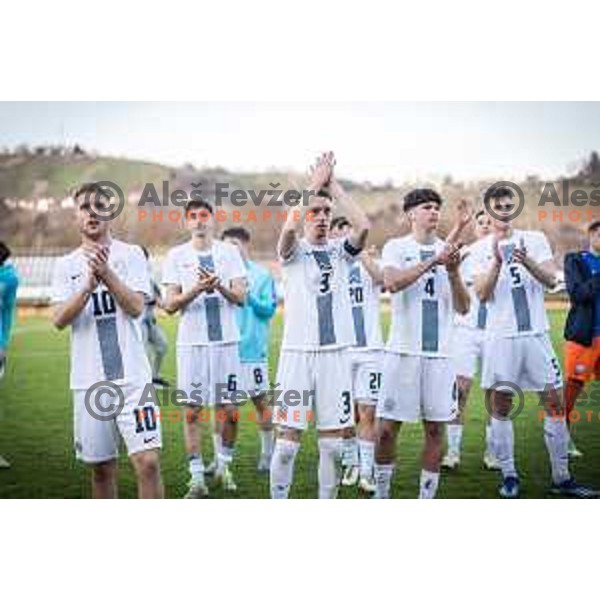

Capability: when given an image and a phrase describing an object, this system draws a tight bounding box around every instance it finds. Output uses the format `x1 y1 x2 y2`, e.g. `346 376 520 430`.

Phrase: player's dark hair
185 198 214 215
72 182 112 204
488 186 514 201
0 241 11 266
588 220 600 234
316 187 332 199
403 188 443 212
475 208 486 220
222 227 251 243
330 216 351 231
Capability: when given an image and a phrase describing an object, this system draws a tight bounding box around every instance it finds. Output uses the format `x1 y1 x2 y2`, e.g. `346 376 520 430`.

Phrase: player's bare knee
252 393 268 412
220 403 239 423
185 406 202 423
358 404 375 424
423 422 444 444
376 420 397 452
91 460 116 484
132 450 160 481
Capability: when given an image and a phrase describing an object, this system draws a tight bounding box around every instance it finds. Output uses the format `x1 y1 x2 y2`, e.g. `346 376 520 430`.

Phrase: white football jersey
162 239 247 346
470 229 553 338
382 235 456 357
51 238 152 390
454 243 489 331
280 237 359 350
346 260 383 350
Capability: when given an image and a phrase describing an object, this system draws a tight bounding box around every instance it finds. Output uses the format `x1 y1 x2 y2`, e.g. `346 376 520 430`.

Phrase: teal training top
0 263 19 351
237 260 277 362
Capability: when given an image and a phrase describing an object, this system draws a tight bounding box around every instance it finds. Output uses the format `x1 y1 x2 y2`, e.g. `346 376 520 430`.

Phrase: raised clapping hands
491 236 528 267
435 242 463 273
83 243 109 292
446 198 473 246
309 151 335 192
511 238 529 266
196 266 221 294
364 245 379 260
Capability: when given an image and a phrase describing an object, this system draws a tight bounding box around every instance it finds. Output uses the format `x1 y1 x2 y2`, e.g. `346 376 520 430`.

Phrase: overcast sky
1 102 598 184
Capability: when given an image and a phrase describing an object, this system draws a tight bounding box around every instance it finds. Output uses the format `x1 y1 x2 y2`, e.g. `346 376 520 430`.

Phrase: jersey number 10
91 290 117 317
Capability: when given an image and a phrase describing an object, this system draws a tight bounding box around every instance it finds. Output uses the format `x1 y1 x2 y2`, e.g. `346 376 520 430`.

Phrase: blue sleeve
565 253 600 304
0 267 19 351
248 271 277 320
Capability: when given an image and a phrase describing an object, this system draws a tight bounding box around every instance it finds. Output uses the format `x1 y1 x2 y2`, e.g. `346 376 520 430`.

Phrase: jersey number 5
509 265 522 287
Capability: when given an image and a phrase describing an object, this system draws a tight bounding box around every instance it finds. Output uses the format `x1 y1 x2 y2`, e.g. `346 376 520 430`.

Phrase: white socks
543 415 570 485
358 439 375 479
318 438 343 499
419 470 440 499
447 424 463 456
270 439 300 499
491 418 517 479
373 464 440 498
217 444 234 475
374 463 394 498
212 433 222 458
341 437 359 470
188 454 205 481
485 424 495 456
260 429 275 460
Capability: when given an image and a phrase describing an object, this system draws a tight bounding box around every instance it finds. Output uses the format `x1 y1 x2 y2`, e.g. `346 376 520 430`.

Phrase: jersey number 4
424 277 435 297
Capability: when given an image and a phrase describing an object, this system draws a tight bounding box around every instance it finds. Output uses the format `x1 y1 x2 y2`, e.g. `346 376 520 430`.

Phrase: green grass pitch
1 310 599 498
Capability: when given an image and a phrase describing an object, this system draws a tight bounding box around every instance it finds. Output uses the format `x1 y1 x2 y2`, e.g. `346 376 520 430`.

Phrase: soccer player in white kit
473 186 596 498
270 152 370 499
221 227 278 473
330 217 383 493
52 183 163 499
442 209 499 470
163 199 247 497
374 189 471 499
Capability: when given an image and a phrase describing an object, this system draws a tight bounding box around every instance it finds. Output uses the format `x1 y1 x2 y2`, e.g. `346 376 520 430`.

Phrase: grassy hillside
1 149 597 258
0 153 172 199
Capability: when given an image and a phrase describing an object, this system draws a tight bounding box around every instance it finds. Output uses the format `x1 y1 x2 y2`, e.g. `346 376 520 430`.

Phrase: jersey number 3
319 271 332 294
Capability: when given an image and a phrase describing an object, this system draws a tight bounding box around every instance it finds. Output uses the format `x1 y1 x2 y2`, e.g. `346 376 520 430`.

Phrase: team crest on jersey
383 397 395 412
112 259 127 277
349 265 362 284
